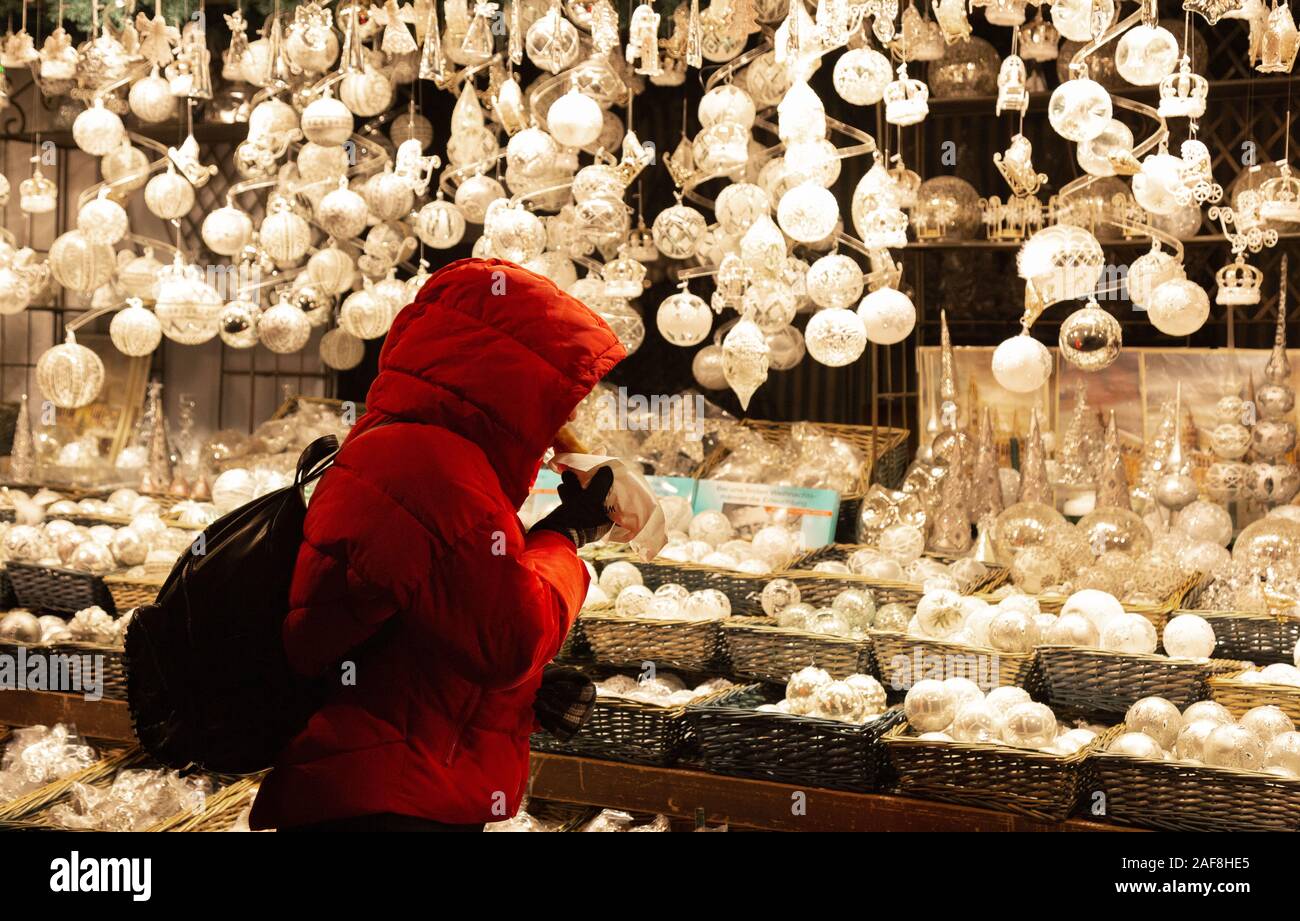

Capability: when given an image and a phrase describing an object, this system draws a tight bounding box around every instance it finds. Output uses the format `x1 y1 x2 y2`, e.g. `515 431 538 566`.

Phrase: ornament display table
0 691 1136 831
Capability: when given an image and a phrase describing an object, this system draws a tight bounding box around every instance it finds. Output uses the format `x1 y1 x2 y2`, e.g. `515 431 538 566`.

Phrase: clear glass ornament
484 201 547 263
652 203 708 259
743 280 798 333
258 299 312 354
36 332 105 409
1115 24 1180 86
219 299 260 349
656 290 712 346
833 47 893 105
699 83 757 129
320 328 365 370
1048 78 1113 142
913 176 982 239
715 182 770 236
1133 152 1187 216
805 307 866 367
723 316 770 409
110 300 162 356
928 36 1001 98
1147 278 1210 336
415 199 467 249
1127 247 1186 308
1077 118 1135 177
454 174 506 223
807 254 865 309
1018 224 1105 305
740 214 787 269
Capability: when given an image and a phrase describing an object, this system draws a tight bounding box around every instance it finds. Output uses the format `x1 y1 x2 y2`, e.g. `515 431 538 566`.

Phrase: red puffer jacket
249 258 624 829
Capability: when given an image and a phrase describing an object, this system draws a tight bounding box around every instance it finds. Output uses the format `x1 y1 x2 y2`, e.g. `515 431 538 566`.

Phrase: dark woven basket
884 723 1116 823
1188 609 1300 665
791 545 1010 596
581 611 726 672
554 616 592 664
0 567 15 608
0 638 127 702
1092 734 1300 831
531 670 741 766
721 617 871 683
622 560 769 611
1036 646 1251 715
1209 671 1300 724
5 562 116 615
871 631 1040 694
687 686 904 791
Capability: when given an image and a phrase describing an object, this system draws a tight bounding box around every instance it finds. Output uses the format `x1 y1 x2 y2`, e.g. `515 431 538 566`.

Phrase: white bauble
319 328 365 370
144 170 196 220
128 71 178 123
991 335 1052 392
201 206 254 257
258 301 312 354
857 286 916 345
904 679 956 732
547 89 603 148
415 199 467 249
1047 78 1113 142
804 307 867 367
300 93 354 146
109 302 162 357
76 195 128 245
1115 24 1180 86
1125 696 1183 750
72 102 126 156
1147 279 1210 336
656 291 712 347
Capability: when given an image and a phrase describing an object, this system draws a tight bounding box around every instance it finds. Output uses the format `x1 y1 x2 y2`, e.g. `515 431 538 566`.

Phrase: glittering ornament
72 100 126 156
144 168 196 220
455 174 506 223
652 203 708 259
656 290 712 346
1147 279 1210 336
1059 301 1122 371
340 288 395 340
218 300 260 349
319 327 365 371
992 333 1053 393
929 36 1001 98
128 68 179 123
547 88 603 149
777 183 839 243
258 299 312 354
723 316 770 409
1048 78 1113 142
36 332 105 409
76 194 128 246
110 299 162 357
201 205 254 257
484 201 547 263
260 209 313 264
415 199 467 249
526 6 581 73
714 182 770 237
48 232 115 293
904 679 956 731
153 260 223 345
857 286 917 345
339 66 394 116
805 308 867 367
316 180 371 240
805 254 864 309
1018 224 1105 305
833 47 894 105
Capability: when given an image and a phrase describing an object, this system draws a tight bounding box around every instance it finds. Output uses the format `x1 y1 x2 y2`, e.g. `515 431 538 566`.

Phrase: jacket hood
357 258 626 506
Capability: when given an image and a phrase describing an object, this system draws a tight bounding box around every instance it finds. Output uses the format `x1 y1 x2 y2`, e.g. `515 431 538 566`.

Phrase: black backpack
124 435 339 775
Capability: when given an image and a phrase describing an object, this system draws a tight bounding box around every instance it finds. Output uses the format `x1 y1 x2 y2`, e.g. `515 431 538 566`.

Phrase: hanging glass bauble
806 308 868 367
451 175 504 226
784 139 842 188
339 66 394 117
693 344 728 389
144 168 196 220
1077 118 1135 177
415 199 467 249
698 85 756 132
363 221 417 271
371 272 409 318
1149 201 1204 239
1115 24 1180 86
692 121 751 176
595 299 646 354
49 231 115 293
506 126 560 179
257 209 311 264
807 254 865 309
110 299 162 356
929 36 1001 98
218 299 260 349
526 7 581 73
72 100 125 156
833 47 894 105
858 286 917 345
777 183 839 243
0 268 31 316
290 280 334 328
657 290 713 346
308 246 355 295
1017 225 1105 305
285 21 340 74
1048 79 1113 142
1127 246 1185 308
128 68 178 123
744 50 793 108
320 327 365 370
76 194 128 246
484 201 547 263
992 333 1053 392
316 180 370 240
767 325 807 370
778 80 827 145
118 250 164 301
1059 302 1122 371
740 214 787 270
154 260 223 345
364 169 415 223
1055 176 1133 241
446 124 500 169
258 300 312 354
1147 278 1210 336
248 97 300 140
715 182 770 237
723 316 770 409
913 176 982 239
1133 152 1187 216
523 253 578 289
652 203 708 259
296 143 348 186
743 280 798 333
547 88 603 149
101 142 149 193
1052 0 1115 41
391 111 434 151
340 288 395 340
36 332 104 409
201 205 254 257
301 92 354 146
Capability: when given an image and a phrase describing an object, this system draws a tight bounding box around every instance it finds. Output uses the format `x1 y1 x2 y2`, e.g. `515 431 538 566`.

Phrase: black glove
533 666 596 741
530 467 615 548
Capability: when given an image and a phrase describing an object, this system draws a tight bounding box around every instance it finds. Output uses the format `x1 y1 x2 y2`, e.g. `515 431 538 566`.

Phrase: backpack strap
296 435 341 487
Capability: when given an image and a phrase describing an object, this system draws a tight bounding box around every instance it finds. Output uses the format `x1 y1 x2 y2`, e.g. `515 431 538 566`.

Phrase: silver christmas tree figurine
929 435 973 555
970 406 1004 523
9 393 35 482
1018 407 1052 505
1056 380 1103 487
1096 410 1131 510
139 382 173 495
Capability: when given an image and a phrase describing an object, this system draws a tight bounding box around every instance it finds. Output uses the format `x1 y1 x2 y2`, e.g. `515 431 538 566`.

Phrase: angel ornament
381 0 420 55
626 2 662 76
394 138 441 195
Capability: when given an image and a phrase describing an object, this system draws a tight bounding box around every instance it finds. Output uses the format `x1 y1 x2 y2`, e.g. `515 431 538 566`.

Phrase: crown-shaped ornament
1260 160 1300 223
1258 1 1300 72
1184 0 1248 24
1158 56 1209 118
892 5 946 60
884 63 929 126
974 0 1028 27
995 133 1048 197
996 55 1029 115
1215 255 1265 305
18 161 56 215
602 248 648 298
1019 11 1060 59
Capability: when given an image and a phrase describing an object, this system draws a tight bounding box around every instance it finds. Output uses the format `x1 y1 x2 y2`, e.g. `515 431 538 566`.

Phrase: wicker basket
871 631 1039 693
1091 725 1300 831
1180 605 1300 665
1036 646 1252 715
581 611 726 672
697 419 910 541
0 567 14 608
531 669 741 766
153 777 264 832
722 617 871 683
998 574 1201 627
0 747 141 824
554 615 592 663
791 545 1010 594
1209 670 1300 723
102 572 164 613
0 638 127 701
883 723 1117 822
687 686 904 791
5 562 117 615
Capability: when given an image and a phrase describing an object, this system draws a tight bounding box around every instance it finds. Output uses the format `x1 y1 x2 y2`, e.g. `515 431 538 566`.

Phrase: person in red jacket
249 258 626 831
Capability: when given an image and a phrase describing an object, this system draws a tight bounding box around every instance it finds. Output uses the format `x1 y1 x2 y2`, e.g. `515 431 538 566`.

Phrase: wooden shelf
0 690 133 741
